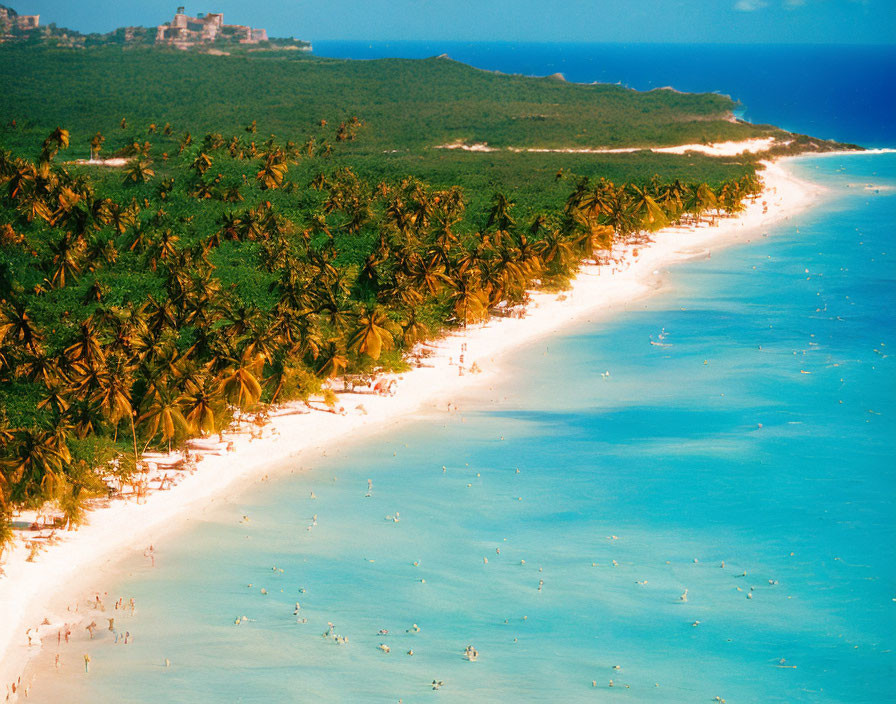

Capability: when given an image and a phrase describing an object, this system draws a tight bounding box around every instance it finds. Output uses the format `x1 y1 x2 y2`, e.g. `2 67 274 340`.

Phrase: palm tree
89 132 105 161
0 428 72 505
536 227 575 269
96 199 134 235
64 318 106 367
683 182 717 224
347 307 397 360
40 127 70 162
147 229 180 271
491 245 529 301
17 349 64 385
657 179 686 222
90 355 134 437
402 312 430 347
0 302 43 352
3 159 36 201
238 206 267 241
627 184 668 233
190 152 213 176
180 373 222 436
126 221 154 254
219 354 264 410
256 154 288 190
315 339 348 378
16 185 53 223
407 256 448 297
37 383 71 417
138 385 187 452
485 192 515 232
108 302 148 356
124 158 155 185
446 271 490 328
603 188 637 238
516 232 545 276
47 233 84 289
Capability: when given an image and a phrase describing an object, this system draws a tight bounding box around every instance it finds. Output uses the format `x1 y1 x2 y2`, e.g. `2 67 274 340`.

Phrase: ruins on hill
155 7 268 46
0 4 39 39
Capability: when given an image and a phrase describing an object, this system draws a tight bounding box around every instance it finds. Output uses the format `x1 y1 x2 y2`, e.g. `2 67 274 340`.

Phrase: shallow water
26 154 896 702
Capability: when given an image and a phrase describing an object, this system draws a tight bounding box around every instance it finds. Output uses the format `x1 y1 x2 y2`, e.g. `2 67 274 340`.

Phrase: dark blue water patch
312 41 896 148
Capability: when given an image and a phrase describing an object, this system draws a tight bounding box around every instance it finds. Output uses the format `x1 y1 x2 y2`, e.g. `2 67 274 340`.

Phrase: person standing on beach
83 654 90 673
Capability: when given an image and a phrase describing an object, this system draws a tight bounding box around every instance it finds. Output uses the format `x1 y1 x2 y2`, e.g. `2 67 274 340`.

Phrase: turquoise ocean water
24 154 896 701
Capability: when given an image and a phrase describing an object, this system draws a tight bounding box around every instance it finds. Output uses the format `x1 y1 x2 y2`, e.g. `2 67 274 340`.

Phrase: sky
8 0 896 44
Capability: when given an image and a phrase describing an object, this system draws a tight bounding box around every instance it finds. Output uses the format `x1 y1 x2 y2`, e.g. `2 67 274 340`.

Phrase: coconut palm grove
0 42 854 549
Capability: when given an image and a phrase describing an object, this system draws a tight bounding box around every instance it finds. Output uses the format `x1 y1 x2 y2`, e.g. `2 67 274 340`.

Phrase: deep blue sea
312 42 896 148
22 45 896 704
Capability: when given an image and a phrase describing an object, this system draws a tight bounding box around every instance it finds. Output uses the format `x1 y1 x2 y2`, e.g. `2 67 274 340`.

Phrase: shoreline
435 136 781 156
0 157 824 692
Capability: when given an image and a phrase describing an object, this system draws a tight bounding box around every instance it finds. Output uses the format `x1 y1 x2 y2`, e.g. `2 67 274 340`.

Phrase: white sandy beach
0 157 823 693
438 136 782 156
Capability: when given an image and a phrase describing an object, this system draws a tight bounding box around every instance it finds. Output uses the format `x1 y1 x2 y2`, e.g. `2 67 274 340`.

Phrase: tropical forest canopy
0 43 837 546
0 45 777 153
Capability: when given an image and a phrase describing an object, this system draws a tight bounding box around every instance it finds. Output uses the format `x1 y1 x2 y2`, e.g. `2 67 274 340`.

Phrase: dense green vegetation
0 44 808 549
0 124 760 544
0 45 776 156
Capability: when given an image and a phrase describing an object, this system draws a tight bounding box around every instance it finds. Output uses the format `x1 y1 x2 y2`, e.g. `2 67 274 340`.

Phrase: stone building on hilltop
155 6 267 46
0 4 40 39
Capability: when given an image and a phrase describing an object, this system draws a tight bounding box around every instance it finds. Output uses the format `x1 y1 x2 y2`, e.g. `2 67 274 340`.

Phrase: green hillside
0 45 775 155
